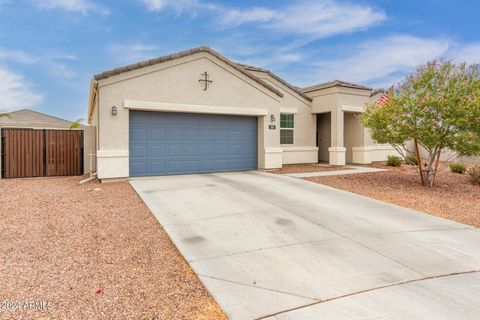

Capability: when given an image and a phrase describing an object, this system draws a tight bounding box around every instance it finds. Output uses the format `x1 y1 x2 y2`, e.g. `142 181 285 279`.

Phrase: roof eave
93 46 284 98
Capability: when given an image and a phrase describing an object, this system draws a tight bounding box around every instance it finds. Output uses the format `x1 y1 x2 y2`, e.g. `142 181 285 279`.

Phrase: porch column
329 108 346 165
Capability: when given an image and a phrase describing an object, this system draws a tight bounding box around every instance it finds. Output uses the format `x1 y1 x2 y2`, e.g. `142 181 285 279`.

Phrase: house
0 108 75 129
0 109 95 178
87 46 397 180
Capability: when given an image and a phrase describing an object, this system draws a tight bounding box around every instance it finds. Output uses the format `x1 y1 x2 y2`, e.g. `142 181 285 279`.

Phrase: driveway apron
130 171 480 320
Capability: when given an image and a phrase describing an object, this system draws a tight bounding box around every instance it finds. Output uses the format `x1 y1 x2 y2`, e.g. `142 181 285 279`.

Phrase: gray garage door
129 111 258 176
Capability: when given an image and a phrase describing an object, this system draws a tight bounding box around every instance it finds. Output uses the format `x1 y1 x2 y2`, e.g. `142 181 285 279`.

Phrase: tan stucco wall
83 126 96 174
307 86 398 164
95 52 285 179
344 112 364 163
248 70 318 164
405 141 480 164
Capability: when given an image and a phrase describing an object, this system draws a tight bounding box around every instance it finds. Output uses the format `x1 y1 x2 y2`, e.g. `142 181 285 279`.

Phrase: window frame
280 113 294 145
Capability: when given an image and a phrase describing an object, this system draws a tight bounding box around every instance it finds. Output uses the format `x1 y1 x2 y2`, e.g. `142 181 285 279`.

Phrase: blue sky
0 0 479 120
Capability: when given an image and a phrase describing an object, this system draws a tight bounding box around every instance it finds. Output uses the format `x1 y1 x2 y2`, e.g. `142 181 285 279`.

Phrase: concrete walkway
130 172 480 320
284 165 385 178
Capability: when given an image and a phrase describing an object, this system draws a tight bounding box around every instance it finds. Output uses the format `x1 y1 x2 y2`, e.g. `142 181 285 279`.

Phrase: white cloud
0 67 43 111
450 43 480 65
109 43 161 64
140 0 385 42
219 1 386 39
0 49 78 79
140 0 219 13
35 0 110 15
273 53 304 63
141 0 168 11
306 35 450 88
220 7 277 26
0 49 38 64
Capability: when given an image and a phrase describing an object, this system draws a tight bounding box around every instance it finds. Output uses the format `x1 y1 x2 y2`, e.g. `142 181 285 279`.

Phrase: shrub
450 163 466 174
405 155 418 165
386 155 402 167
468 166 480 185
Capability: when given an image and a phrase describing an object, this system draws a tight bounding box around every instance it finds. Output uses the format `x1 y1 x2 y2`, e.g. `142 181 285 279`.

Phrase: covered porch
304 81 396 166
315 108 365 166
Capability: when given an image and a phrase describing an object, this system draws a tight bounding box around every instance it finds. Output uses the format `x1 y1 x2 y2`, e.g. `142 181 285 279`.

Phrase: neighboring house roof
0 109 75 128
237 63 312 102
302 80 372 93
93 46 284 98
371 88 387 97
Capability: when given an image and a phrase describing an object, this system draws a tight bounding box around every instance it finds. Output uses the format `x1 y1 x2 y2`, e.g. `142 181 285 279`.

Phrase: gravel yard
269 164 347 174
306 164 480 228
0 177 226 320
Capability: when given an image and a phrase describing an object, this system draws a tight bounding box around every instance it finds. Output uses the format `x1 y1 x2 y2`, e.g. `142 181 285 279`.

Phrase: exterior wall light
111 106 118 116
270 114 276 122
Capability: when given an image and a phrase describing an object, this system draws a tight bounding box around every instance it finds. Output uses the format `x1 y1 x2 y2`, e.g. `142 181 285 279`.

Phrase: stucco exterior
88 47 398 180
305 85 397 165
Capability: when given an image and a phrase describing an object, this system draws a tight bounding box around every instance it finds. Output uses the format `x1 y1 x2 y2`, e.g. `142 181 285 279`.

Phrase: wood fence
1 128 83 178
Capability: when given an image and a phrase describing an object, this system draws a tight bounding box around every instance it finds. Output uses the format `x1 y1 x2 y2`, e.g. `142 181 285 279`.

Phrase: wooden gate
1 128 83 178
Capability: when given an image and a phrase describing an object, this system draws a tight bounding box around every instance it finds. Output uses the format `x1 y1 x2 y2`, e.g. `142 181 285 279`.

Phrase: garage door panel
183 145 199 156
130 161 148 176
182 129 198 141
198 145 214 155
166 145 183 156
130 111 257 176
214 145 228 155
198 160 215 171
166 128 183 140
149 128 165 140
131 145 148 157
229 145 244 155
183 160 200 172
130 128 148 141
166 160 184 173
130 112 148 125
214 159 229 170
214 128 228 141
149 145 166 157
149 161 166 175
198 130 214 140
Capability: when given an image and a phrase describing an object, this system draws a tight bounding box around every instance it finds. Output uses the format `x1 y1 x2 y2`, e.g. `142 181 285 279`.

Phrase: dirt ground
269 164 348 174
0 177 226 320
306 164 480 228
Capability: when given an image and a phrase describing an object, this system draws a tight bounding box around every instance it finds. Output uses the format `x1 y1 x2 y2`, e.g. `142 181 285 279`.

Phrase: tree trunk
423 148 441 187
414 139 425 186
431 149 442 185
414 140 442 187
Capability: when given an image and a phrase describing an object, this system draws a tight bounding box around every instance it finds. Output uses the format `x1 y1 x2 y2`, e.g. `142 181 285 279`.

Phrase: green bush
468 166 480 185
405 155 418 165
450 163 466 174
386 155 402 167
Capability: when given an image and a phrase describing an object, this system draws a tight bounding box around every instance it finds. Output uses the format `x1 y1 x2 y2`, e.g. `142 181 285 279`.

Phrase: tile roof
93 46 284 98
93 46 372 102
238 64 312 102
0 109 75 128
302 80 372 93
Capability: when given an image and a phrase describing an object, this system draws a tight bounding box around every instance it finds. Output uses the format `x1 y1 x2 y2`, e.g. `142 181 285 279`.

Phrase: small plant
70 117 85 129
386 155 402 167
468 166 480 185
450 163 466 174
405 155 418 165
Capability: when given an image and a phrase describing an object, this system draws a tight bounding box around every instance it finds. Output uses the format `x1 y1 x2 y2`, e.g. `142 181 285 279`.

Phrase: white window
280 114 294 145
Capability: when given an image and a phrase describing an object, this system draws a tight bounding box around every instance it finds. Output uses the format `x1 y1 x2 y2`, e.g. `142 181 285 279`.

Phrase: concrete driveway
130 171 480 320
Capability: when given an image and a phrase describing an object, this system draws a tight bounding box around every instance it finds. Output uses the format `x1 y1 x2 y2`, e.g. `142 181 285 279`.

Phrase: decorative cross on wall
198 71 213 91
